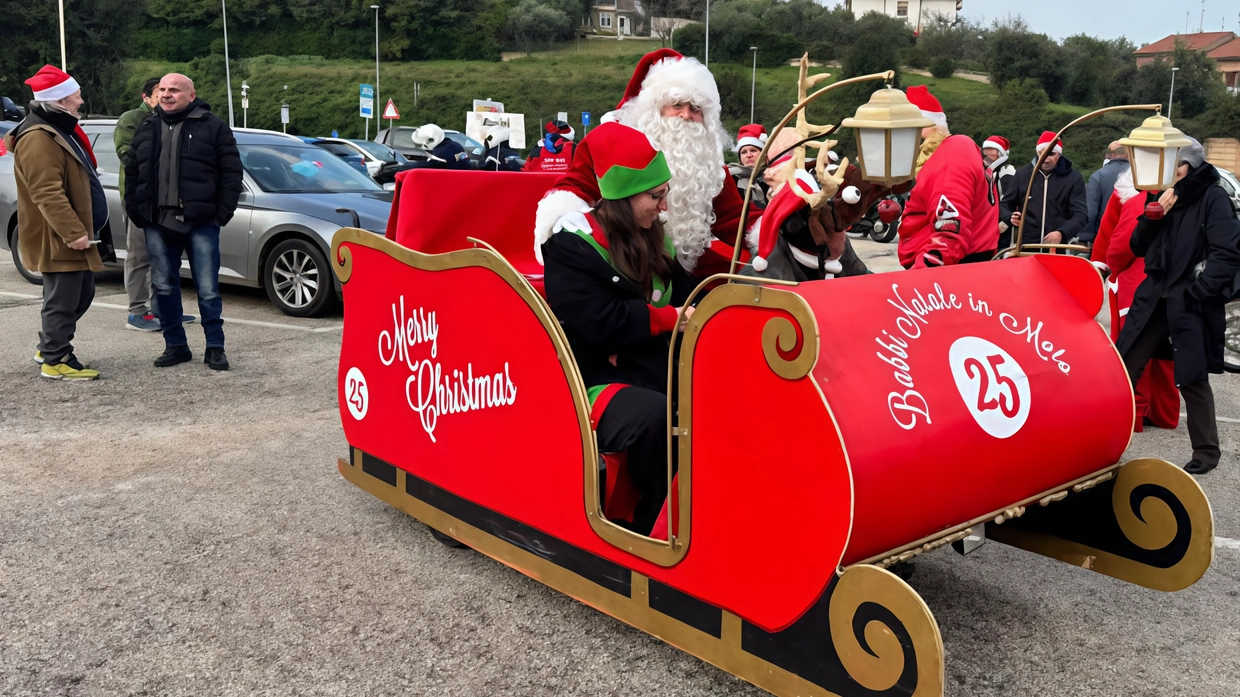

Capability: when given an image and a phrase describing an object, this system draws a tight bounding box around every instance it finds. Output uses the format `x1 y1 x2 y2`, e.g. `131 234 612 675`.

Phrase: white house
846 0 962 32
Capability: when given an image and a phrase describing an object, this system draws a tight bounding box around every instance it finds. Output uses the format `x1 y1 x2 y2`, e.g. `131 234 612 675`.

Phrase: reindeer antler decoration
777 54 850 210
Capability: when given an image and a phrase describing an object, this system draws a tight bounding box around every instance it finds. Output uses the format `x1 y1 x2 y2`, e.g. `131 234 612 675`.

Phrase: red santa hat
616 49 720 117
905 85 947 130
735 124 767 152
981 135 1010 157
25 64 81 102
750 170 818 272
546 120 575 142
1035 131 1063 155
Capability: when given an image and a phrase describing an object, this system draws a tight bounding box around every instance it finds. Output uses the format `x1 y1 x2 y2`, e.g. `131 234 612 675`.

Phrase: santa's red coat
897 135 999 269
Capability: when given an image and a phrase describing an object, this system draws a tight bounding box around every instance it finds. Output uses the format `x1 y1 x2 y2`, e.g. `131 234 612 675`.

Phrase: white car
1218 167 1240 214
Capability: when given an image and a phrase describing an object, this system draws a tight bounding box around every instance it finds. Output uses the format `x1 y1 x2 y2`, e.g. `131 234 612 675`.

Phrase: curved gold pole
728 70 896 275
1013 104 1162 257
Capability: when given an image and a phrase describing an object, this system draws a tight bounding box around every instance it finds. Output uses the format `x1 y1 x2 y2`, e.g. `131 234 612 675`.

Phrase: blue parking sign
582 111 591 126
360 84 375 119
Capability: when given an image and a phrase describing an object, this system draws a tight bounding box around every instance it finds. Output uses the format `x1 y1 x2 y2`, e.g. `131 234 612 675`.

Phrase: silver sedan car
1 122 391 317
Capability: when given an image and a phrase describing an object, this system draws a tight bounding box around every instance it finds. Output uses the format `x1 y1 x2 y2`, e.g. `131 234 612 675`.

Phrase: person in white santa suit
533 49 761 277
897 85 1001 269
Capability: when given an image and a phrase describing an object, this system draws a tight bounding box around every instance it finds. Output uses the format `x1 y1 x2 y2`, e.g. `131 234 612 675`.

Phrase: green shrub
929 56 956 79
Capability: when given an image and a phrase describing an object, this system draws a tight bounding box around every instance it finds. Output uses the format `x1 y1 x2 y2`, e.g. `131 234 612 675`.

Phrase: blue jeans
145 223 225 349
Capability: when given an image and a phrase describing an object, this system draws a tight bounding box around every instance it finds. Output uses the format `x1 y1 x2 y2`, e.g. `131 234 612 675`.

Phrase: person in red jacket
1092 169 1179 432
897 86 1000 269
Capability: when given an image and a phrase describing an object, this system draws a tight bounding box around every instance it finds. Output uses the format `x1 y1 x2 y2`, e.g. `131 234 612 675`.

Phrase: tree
1132 42 1226 120
985 18 1067 102
507 0 572 53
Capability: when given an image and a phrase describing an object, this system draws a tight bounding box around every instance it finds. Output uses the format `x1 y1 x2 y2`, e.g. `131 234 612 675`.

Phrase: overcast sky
957 0 1238 46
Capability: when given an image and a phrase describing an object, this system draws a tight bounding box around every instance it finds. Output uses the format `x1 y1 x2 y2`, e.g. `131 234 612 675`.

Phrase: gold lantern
840 88 934 188
1119 115 1192 191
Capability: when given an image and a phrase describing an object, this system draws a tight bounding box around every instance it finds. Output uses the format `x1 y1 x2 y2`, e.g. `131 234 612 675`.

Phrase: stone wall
1206 138 1240 174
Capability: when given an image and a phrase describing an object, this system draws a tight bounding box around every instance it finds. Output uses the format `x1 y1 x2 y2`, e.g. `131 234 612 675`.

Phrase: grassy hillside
122 38 1136 176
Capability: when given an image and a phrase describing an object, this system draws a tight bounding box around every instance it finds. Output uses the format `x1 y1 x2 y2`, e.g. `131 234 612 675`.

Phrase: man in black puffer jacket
124 73 243 371
1117 137 1240 475
1003 131 1088 248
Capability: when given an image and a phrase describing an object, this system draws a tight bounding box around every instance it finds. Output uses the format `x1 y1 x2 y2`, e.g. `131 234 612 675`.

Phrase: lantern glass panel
1162 146 1180 186
859 128 888 178
889 127 918 178
1131 145 1165 189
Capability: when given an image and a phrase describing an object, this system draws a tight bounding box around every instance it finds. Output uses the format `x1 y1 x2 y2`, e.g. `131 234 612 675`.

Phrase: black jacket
1116 163 1240 384
1004 156 1088 246
542 229 694 393
123 98 243 229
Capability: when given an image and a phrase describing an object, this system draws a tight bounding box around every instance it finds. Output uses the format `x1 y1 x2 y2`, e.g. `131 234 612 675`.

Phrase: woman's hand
678 305 695 332
1158 188 1178 214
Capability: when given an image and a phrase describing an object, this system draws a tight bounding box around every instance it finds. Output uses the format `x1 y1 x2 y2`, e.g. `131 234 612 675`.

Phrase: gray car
1 122 390 317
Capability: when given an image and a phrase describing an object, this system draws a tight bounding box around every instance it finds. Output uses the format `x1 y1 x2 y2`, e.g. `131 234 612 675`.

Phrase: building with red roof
1134 31 1240 91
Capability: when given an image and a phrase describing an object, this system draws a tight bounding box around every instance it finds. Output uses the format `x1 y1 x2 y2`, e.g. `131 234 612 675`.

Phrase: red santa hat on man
614 48 720 120
1035 131 1063 155
736 124 767 153
905 85 947 131
981 135 1010 158
25 64 81 102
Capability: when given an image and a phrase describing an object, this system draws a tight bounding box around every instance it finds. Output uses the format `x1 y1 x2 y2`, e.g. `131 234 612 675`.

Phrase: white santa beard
621 110 728 270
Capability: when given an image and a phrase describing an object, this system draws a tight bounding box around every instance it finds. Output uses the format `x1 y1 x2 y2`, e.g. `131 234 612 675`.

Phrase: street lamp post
57 0 67 70
221 0 236 128
704 0 710 67
371 5 381 134
750 47 758 123
1168 66 1180 119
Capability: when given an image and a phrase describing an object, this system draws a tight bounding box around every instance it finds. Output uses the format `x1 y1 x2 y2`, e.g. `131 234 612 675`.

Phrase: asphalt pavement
1 252 1238 696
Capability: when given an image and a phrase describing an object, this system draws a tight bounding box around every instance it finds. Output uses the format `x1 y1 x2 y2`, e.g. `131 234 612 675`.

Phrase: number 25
963 354 1019 418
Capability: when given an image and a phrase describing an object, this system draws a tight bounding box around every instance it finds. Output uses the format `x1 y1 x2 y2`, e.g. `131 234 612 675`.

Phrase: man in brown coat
4 65 106 380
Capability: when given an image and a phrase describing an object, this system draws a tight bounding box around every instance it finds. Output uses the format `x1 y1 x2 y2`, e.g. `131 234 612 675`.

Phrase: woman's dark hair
593 196 673 299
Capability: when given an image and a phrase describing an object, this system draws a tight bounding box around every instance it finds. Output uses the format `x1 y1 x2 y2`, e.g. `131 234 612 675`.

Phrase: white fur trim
921 109 948 130
1090 260 1110 275
745 217 762 253
534 189 591 265
752 256 768 272
789 245 819 269
982 139 1009 156
736 136 766 152
640 56 720 113
600 110 621 124
1036 141 1063 155
33 76 80 102
823 258 843 275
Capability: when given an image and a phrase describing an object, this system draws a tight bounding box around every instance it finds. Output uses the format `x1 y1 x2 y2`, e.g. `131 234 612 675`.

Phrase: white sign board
465 112 526 150
360 84 374 119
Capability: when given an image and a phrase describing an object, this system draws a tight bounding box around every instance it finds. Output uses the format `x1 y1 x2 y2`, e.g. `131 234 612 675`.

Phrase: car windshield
389 129 422 150
349 139 400 161
240 143 381 193
446 132 485 156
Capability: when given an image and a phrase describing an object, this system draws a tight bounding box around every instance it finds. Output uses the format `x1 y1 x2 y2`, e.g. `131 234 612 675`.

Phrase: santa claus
533 49 760 275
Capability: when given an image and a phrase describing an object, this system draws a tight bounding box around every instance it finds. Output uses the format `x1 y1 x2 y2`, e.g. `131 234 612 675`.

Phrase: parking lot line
1217 537 1240 552
0 291 342 333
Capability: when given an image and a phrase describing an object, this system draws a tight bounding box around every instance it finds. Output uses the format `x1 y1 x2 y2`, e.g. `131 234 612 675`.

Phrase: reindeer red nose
877 199 901 224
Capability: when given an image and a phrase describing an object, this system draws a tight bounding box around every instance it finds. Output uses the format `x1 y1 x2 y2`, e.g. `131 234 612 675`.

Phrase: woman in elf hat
541 122 695 534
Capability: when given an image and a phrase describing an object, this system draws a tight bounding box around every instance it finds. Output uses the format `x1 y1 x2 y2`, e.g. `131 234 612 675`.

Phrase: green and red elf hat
587 122 672 200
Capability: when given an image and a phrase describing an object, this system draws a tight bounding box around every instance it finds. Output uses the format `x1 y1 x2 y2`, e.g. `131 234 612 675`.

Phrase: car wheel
263 238 335 317
9 230 42 285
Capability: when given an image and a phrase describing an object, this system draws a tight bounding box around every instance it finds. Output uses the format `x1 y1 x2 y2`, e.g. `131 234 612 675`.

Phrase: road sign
557 111 568 122
360 83 374 119
582 111 591 126
281 103 290 125
383 98 400 120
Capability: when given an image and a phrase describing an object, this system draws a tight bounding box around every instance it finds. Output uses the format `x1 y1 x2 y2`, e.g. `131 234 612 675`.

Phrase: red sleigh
331 169 1213 697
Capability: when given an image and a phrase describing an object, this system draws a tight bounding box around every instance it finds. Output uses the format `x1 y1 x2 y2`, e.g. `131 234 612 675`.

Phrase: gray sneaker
126 313 161 331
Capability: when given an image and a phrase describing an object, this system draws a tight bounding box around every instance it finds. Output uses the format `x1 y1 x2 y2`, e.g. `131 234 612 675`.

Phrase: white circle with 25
948 336 1031 439
344 367 369 421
